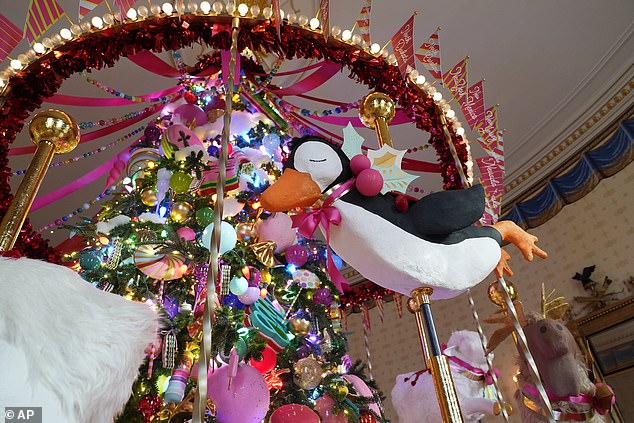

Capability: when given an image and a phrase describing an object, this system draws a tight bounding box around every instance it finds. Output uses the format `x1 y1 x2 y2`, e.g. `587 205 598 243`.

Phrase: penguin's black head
284 136 353 192
261 136 353 212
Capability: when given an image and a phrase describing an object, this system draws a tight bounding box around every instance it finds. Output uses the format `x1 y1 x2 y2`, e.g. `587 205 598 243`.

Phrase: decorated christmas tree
65 82 385 423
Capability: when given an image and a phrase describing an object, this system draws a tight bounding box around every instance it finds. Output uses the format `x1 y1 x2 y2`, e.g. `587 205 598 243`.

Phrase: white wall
345 162 634 422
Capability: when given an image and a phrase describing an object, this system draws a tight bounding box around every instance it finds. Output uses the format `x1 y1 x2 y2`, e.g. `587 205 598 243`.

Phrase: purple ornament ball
144 124 162 142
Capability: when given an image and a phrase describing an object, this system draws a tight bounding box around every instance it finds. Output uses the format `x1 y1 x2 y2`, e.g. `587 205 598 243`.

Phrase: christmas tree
65 81 385 423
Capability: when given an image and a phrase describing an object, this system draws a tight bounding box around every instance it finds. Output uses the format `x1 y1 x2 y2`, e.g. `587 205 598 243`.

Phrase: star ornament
367 145 418 194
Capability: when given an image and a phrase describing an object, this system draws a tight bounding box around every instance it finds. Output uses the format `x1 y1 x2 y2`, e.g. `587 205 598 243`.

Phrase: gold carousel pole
0 110 79 251
360 92 464 423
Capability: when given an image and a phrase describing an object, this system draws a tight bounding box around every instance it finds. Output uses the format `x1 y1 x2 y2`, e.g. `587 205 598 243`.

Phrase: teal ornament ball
229 276 249 296
79 252 101 271
201 221 237 254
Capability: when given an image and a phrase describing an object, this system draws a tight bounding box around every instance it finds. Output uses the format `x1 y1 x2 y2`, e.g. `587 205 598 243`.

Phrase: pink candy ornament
256 213 297 253
270 404 320 423
315 395 349 423
238 286 261 305
207 364 269 423
285 245 309 267
350 154 371 176
176 227 196 241
342 374 381 416
355 168 383 197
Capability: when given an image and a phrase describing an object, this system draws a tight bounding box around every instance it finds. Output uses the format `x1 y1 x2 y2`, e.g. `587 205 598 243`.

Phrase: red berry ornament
183 91 198 104
350 154 371 176
356 168 383 197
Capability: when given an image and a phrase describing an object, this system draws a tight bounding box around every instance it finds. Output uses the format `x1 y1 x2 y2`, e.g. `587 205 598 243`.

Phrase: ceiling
3 0 633 244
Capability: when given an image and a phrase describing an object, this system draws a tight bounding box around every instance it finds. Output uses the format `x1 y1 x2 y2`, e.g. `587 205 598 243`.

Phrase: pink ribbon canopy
272 62 341 96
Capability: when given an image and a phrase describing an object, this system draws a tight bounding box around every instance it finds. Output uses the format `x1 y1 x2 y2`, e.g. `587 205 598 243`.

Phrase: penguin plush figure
261 136 546 299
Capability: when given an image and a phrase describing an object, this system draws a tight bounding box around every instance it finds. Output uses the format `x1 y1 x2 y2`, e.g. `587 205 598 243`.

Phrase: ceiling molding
504 76 633 204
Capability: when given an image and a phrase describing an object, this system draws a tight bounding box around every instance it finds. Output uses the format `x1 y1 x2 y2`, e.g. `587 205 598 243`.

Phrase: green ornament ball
196 207 215 227
170 171 193 193
79 252 101 271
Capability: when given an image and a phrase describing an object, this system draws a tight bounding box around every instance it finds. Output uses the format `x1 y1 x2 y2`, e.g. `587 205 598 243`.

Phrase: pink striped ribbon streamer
272 62 341 96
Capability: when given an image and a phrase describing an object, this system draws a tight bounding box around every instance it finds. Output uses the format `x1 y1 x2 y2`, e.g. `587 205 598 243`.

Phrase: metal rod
192 16 240 423
0 110 79 251
410 287 464 423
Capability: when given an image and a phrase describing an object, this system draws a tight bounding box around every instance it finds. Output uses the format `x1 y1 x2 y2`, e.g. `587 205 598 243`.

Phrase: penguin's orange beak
261 168 322 212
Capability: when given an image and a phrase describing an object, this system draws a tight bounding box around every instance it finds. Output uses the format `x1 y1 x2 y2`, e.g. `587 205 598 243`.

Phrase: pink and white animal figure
392 330 500 423
0 257 159 423
516 315 613 423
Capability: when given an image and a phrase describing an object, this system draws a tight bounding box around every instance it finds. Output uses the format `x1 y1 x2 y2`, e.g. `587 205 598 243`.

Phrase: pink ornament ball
270 404 320 423
238 286 261 305
285 245 309 267
177 227 196 241
356 168 383 197
350 154 371 176
244 265 262 287
208 364 269 423
343 374 381 416
315 395 349 423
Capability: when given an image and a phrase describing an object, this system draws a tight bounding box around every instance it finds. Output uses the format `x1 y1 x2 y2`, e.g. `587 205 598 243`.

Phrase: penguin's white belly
326 200 501 299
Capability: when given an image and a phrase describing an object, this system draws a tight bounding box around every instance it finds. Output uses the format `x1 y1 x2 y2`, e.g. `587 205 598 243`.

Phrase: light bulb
446 109 456 119
225 2 235 14
42 38 55 48
331 25 341 36
151 4 162 15
60 28 72 40
262 7 272 19
200 1 211 13
352 34 362 44
415 75 426 85
126 8 138 20
250 5 260 16
212 1 224 13
237 3 248 16
91 16 104 28
71 24 82 35
387 53 396 63
103 13 114 25
341 29 352 41
17 54 28 64
456 127 465 136
298 15 308 26
188 2 198 13
162 2 174 14
370 43 381 54
409 69 419 79
33 43 46 54
52 34 62 44
433 91 443 101
309 17 319 30
138 5 149 17
10 59 22 70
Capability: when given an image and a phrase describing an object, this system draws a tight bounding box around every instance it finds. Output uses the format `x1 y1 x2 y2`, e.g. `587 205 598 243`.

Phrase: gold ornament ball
359 92 396 129
140 188 158 206
170 202 193 223
29 109 80 154
488 279 518 307
294 357 322 390
236 222 257 242
289 317 311 336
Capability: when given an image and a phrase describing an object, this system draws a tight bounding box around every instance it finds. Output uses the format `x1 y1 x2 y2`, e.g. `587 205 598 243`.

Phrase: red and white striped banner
0 14 22 61
24 0 64 42
476 106 499 149
415 29 442 81
443 57 468 105
319 0 329 41
476 155 504 225
356 0 372 43
461 80 485 131
390 14 416 77
78 0 104 21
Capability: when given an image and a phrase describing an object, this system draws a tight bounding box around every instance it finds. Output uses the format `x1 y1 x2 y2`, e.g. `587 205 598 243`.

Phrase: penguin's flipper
409 184 486 235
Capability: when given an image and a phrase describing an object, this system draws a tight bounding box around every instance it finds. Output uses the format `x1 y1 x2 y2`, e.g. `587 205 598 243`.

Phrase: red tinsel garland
0 16 467 266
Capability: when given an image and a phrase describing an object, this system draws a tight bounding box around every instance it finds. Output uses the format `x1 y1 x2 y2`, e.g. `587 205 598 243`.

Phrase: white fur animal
0 257 158 423
392 330 498 423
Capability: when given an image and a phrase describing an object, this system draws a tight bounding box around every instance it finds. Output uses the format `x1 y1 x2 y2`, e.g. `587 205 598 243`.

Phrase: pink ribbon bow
289 180 355 293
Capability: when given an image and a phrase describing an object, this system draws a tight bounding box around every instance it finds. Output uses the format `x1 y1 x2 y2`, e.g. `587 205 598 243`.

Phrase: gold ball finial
29 109 80 154
359 92 396 129
488 279 518 307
